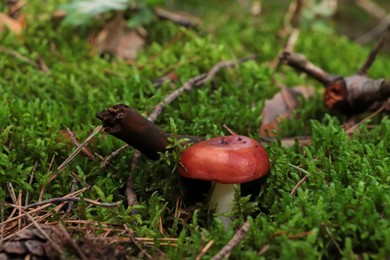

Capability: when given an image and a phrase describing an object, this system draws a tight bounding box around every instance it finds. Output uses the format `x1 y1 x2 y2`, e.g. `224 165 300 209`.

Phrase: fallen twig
212 221 250 260
280 51 333 85
196 240 215 260
155 7 201 28
102 144 129 168
0 46 39 68
25 161 38 207
66 128 95 160
356 13 390 44
57 125 103 172
345 101 387 134
24 197 119 209
355 0 386 19
58 223 88 260
38 154 56 203
290 175 309 196
278 0 303 38
321 223 342 254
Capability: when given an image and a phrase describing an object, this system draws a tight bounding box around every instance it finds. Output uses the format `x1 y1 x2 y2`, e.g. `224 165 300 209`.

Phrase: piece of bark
96 104 209 203
96 104 170 160
96 104 203 160
324 75 390 112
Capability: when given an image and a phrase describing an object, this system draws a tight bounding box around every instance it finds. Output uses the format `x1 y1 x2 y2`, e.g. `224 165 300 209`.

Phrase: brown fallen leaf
93 13 145 61
0 12 23 34
259 86 315 137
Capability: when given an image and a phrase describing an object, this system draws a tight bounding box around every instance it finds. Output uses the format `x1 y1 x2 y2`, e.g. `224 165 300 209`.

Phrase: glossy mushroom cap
178 135 270 184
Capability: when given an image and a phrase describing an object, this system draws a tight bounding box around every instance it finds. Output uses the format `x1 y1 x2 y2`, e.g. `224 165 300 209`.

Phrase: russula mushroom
178 135 270 228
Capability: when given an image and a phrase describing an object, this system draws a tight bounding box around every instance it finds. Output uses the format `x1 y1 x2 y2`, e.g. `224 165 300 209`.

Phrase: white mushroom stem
209 183 238 230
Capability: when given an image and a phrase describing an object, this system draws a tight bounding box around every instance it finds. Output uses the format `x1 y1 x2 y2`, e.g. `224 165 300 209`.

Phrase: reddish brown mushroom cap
178 135 270 184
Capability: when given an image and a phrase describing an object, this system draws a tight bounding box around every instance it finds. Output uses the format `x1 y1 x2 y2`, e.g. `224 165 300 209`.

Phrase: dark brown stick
96 105 171 160
24 197 119 209
290 175 309 196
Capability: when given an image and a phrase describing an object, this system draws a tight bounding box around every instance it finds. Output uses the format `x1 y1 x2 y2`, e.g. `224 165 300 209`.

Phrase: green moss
1 0 389 258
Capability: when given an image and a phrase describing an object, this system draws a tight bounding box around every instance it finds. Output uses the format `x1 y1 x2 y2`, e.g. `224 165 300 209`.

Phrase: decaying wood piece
96 104 203 160
280 52 390 113
282 51 390 113
280 25 390 113
96 104 171 160
324 75 390 113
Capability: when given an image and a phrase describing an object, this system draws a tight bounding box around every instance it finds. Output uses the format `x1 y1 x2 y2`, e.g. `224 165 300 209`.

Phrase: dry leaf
93 14 145 61
259 86 315 137
0 12 22 34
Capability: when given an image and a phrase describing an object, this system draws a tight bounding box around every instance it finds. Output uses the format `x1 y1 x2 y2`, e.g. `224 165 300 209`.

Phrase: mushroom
178 135 270 229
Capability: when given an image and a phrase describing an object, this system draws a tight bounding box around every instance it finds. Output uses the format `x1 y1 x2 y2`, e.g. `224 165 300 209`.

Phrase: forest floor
1 0 390 259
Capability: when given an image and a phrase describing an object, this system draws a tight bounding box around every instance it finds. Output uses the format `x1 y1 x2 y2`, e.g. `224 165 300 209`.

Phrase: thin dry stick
196 240 215 260
278 0 303 37
223 124 238 135
345 102 387 134
212 221 250 260
17 190 22 230
359 25 390 75
270 29 301 71
38 154 56 202
356 13 390 44
124 225 153 259
290 175 309 195
6 183 17 204
66 178 79 216
147 74 207 122
103 144 129 168
0 46 39 68
22 210 65 257
258 244 270 256
1 203 54 229
322 223 343 254
57 125 103 172
58 223 88 260
155 7 200 28
125 169 139 206
25 197 119 209
148 56 255 122
355 0 386 19
3 187 88 224
25 161 38 207
288 163 311 176
66 127 95 160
